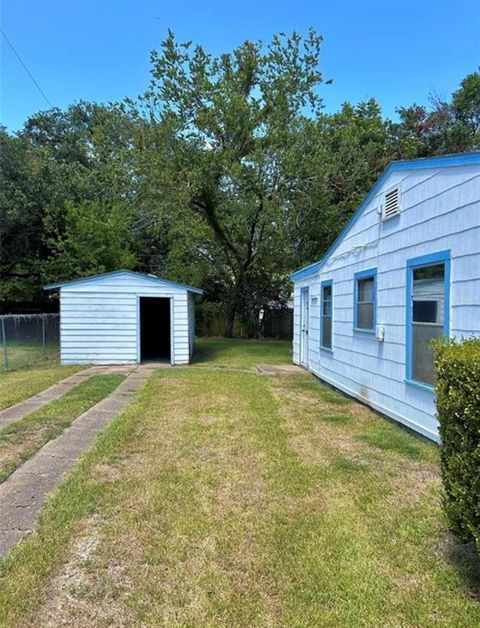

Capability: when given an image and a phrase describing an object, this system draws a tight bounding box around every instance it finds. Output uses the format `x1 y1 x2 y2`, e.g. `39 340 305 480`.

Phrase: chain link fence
0 314 60 370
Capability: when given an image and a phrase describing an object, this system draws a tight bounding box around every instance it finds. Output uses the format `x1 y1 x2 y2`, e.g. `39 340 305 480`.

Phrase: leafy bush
434 338 480 550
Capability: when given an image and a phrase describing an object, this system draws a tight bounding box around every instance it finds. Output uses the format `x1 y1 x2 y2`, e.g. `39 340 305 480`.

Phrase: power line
1 27 53 108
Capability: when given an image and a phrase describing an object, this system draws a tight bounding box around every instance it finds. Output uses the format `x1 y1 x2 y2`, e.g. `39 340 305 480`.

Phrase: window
354 269 377 332
406 251 450 388
321 280 333 350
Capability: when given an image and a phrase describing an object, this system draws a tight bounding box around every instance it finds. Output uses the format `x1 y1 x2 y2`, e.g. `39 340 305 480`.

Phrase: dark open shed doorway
139 297 171 363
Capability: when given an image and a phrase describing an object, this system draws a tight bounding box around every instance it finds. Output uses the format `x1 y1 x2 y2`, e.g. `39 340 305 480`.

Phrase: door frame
136 295 174 365
299 287 310 367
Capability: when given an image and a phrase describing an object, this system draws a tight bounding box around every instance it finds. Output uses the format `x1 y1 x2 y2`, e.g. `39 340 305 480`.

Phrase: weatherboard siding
293 161 480 442
188 293 196 358
58 273 196 365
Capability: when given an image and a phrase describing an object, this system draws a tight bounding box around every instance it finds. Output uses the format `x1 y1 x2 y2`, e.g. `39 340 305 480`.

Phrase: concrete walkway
256 364 305 375
0 365 133 430
0 365 155 558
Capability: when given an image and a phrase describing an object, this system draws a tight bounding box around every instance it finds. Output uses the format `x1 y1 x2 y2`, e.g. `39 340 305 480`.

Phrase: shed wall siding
59 275 193 365
293 163 480 441
188 293 196 358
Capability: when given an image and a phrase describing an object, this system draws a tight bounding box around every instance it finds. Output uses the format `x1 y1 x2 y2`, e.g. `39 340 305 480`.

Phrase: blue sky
1 0 479 132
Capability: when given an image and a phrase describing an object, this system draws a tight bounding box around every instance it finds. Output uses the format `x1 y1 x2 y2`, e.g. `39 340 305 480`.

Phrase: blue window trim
320 279 333 352
353 268 377 334
405 250 451 391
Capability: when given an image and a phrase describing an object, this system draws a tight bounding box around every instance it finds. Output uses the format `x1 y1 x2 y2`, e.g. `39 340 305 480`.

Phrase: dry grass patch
288 433 331 467
34 516 135 628
386 466 441 510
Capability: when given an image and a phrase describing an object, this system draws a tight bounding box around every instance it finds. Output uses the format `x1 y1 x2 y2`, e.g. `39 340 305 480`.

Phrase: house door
300 288 310 367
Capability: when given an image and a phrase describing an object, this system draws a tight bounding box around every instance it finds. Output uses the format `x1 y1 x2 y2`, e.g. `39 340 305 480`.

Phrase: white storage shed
291 152 480 442
45 270 203 365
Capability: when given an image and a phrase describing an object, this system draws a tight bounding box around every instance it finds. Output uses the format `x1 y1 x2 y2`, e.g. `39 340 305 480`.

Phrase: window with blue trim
320 280 333 350
354 269 377 332
406 251 450 387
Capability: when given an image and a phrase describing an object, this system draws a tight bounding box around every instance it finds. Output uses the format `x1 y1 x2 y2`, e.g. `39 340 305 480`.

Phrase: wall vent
382 187 401 220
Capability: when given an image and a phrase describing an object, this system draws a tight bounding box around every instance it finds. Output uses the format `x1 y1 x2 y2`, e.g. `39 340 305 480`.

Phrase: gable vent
382 187 401 220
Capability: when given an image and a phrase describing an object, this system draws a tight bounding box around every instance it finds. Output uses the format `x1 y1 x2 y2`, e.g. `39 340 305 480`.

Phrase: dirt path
0 365 133 430
0 365 155 557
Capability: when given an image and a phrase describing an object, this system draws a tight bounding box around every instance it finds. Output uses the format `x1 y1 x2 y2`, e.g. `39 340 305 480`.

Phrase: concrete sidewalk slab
0 365 153 558
255 364 305 375
0 365 135 430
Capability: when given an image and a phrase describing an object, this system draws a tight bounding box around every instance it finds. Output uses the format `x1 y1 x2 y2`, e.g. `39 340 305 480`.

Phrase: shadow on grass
445 535 480 599
193 339 226 365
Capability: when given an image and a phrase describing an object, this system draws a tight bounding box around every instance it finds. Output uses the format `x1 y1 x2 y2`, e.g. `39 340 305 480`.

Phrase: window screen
355 276 375 330
321 283 332 349
411 263 445 386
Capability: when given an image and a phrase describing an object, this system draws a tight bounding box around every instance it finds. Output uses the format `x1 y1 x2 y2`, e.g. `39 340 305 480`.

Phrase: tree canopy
1 32 479 333
133 30 326 334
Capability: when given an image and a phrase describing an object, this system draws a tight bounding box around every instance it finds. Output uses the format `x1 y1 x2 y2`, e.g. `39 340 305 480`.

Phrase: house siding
293 160 480 442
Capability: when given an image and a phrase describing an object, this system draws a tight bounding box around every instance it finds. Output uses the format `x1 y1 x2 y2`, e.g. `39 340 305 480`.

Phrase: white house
291 152 480 442
44 270 203 365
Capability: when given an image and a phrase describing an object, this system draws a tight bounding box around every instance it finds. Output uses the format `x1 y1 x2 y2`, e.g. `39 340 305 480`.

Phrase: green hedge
434 338 480 550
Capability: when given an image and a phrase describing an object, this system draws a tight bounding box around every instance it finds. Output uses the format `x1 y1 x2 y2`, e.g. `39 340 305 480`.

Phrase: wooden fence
262 308 294 339
196 307 293 339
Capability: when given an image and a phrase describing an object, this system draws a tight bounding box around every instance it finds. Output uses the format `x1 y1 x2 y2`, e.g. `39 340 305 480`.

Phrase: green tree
284 100 410 267
0 127 58 300
396 70 480 155
0 103 139 301
43 200 137 281
2 49 478 333
135 29 326 335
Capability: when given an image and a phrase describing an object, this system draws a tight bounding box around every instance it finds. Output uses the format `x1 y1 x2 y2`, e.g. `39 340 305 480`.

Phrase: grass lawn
0 362 84 411
194 337 292 368
0 374 125 483
0 340 479 626
0 341 59 372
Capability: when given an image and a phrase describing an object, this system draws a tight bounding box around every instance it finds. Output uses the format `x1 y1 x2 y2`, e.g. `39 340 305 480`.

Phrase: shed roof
291 151 480 283
44 269 204 294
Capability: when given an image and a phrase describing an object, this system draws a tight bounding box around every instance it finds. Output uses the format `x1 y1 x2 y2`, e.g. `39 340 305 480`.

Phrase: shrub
434 338 480 550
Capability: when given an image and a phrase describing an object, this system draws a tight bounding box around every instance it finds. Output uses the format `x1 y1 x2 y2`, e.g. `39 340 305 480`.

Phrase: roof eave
43 269 203 294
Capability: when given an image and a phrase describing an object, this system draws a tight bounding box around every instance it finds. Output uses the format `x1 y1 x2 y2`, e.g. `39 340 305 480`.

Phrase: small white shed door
300 288 310 367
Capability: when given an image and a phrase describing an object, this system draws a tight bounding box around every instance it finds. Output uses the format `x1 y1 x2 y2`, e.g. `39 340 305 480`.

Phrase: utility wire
1 27 53 108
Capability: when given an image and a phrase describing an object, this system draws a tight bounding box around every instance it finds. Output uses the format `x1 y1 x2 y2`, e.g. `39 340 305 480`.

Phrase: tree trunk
224 310 235 338
224 284 241 338
240 271 260 338
225 267 261 339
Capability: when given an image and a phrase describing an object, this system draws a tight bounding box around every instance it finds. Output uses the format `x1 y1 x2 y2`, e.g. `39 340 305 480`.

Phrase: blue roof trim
290 260 324 282
44 269 204 294
291 151 480 283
